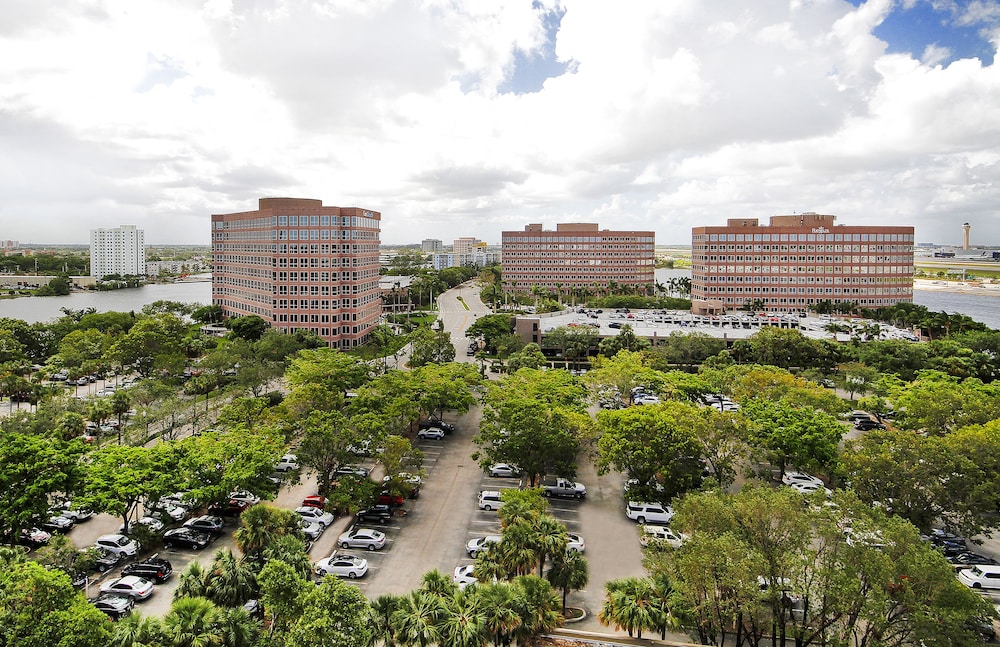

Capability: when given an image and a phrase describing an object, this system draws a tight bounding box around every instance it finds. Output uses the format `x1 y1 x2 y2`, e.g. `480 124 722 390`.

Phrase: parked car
625 502 675 525
383 473 422 498
183 515 225 536
333 464 370 479
93 548 127 573
338 528 386 551
788 481 832 496
41 514 75 533
314 554 369 579
95 534 140 557
18 527 51 548
949 552 998 568
416 427 446 440
228 490 261 506
854 419 885 431
145 503 188 523
453 564 478 589
356 505 394 525
958 565 1000 589
100 575 155 600
122 555 173 583
301 495 328 509
120 516 165 534
377 490 405 507
91 593 134 620
566 533 586 553
419 419 456 434
55 503 93 523
639 525 686 548
163 528 212 550
208 499 252 517
478 490 503 511
488 463 520 478
296 506 335 527
298 518 325 541
781 472 823 487
274 454 299 472
466 535 502 558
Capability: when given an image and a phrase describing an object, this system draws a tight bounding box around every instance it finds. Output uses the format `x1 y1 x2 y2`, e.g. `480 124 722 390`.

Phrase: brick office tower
501 223 655 295
212 197 381 349
691 213 914 314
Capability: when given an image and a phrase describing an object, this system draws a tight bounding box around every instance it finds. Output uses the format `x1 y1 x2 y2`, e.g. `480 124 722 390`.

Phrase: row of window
503 236 654 243
695 244 912 253
694 274 911 284
697 286 911 295
695 232 913 242
215 214 380 229
698 255 911 263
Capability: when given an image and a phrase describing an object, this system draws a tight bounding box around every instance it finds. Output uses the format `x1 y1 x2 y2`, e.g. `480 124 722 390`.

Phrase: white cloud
0 0 997 248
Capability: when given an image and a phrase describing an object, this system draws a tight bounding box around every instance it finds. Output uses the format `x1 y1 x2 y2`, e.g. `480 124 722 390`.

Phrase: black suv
122 555 173 583
183 515 225 536
356 505 393 524
418 419 456 434
854 418 885 431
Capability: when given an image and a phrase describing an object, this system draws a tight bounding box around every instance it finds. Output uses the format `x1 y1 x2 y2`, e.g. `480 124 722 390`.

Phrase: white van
478 490 503 511
625 501 674 524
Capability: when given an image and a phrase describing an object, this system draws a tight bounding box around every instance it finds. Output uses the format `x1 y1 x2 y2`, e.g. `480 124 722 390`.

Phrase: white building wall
90 225 146 278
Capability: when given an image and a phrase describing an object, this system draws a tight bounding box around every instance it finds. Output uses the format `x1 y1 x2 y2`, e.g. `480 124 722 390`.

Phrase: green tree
0 554 112 647
228 315 269 342
595 401 704 503
257 559 311 635
296 409 374 496
191 305 225 324
178 428 282 507
741 399 843 477
545 548 589 610
597 324 650 357
409 326 456 367
505 343 546 372
104 313 186 378
233 504 303 563
78 443 182 535
509 575 563 643
0 433 86 544
287 576 375 647
163 596 223 647
391 589 445 647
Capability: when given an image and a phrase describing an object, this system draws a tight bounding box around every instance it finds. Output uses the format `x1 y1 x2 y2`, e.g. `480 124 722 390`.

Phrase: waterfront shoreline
914 278 1000 298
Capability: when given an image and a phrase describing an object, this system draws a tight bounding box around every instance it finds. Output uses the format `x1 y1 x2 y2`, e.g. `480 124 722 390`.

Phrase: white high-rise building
90 225 146 278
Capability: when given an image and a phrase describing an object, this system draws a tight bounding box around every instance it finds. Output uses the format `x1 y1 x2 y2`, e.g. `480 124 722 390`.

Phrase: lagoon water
1 271 998 330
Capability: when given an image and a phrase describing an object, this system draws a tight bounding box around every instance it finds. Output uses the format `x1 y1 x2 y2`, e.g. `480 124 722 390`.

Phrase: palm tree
510 575 563 643
420 568 459 597
371 594 405 647
217 607 260 647
439 588 489 647
598 577 655 639
110 613 167 647
528 515 569 576
648 572 679 640
391 590 445 647
174 562 211 601
545 549 589 610
163 596 224 647
205 549 256 607
473 583 520 647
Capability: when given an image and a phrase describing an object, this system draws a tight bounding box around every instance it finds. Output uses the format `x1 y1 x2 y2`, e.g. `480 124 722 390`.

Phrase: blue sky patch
499 3 571 95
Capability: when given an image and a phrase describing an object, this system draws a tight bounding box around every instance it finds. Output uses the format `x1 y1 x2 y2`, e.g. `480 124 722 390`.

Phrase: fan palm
174 561 211 601
371 594 405 647
391 590 445 647
510 575 563 643
474 583 520 647
110 613 167 647
545 548 589 609
420 568 459 597
439 588 489 647
598 577 656 638
163 595 224 647
217 607 260 647
205 549 257 607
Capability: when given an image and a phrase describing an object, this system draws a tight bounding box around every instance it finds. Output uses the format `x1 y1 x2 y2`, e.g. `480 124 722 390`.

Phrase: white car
634 395 661 405
275 454 299 472
958 565 1000 590
383 472 423 487
146 503 188 523
314 554 369 579
567 533 585 553
453 564 478 589
299 518 325 541
625 502 675 525
229 490 261 505
295 506 335 528
639 525 686 548
416 428 446 440
788 482 832 496
781 472 823 487
488 463 520 478
338 528 386 551
466 535 502 558
95 534 141 557
120 516 165 534
100 575 154 600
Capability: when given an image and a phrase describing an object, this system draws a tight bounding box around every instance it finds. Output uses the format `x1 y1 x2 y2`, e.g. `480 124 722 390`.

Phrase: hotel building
691 214 914 314
90 225 145 278
211 197 381 349
501 223 655 294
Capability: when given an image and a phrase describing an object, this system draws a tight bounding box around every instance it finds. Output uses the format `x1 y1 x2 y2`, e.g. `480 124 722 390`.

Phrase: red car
207 499 251 517
377 490 405 508
301 495 327 509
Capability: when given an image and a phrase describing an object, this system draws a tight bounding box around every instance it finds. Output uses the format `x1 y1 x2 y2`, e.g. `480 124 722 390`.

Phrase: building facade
432 250 501 270
211 197 381 349
501 223 655 294
90 225 145 278
453 237 484 255
421 239 443 253
691 214 914 314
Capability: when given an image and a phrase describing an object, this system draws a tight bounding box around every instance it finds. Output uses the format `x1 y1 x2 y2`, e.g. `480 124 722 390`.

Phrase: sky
1 0 999 247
